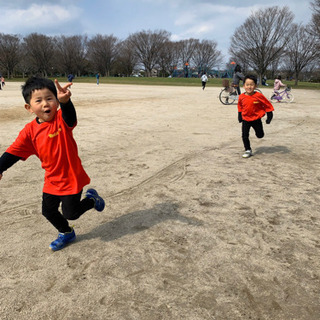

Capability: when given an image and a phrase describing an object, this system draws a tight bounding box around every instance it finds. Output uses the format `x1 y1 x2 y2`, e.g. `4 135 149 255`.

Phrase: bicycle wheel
284 92 294 103
219 88 236 105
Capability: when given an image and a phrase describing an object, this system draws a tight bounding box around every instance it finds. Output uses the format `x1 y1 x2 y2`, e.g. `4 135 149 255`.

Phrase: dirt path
0 82 319 319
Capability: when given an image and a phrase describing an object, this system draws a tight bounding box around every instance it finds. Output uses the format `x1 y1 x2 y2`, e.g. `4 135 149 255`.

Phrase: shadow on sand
254 145 290 155
77 202 202 243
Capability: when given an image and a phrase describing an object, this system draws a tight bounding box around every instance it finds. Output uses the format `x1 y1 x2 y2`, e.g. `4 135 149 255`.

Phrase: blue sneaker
49 228 76 251
85 188 105 212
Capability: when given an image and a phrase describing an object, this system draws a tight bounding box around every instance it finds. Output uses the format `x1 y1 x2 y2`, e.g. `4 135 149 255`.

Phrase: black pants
42 191 94 233
242 119 264 151
202 81 206 89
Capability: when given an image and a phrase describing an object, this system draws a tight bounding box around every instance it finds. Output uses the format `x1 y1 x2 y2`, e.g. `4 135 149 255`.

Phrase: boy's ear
25 104 33 114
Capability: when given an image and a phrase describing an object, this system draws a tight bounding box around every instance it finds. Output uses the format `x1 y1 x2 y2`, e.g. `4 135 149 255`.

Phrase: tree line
0 3 319 84
0 30 222 79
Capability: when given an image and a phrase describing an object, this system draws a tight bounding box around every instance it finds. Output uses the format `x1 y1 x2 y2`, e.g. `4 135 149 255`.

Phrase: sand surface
0 82 319 320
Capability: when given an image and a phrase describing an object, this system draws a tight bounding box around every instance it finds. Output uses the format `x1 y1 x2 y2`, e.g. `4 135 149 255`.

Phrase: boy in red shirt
0 77 105 251
238 75 274 158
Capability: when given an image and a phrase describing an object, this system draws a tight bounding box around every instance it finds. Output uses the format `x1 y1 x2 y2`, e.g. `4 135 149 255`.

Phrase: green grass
6 76 320 89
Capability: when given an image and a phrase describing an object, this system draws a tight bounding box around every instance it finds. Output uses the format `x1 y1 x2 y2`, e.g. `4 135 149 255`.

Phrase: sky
0 0 314 65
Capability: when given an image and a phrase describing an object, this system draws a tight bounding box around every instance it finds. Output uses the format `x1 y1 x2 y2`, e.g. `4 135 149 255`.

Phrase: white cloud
2 3 82 34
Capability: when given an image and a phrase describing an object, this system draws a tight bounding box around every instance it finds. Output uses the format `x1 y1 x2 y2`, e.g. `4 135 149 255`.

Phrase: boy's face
25 88 59 123
243 78 257 95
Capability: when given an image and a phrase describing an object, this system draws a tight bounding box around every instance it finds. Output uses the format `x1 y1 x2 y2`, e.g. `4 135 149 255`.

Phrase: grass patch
6 76 320 89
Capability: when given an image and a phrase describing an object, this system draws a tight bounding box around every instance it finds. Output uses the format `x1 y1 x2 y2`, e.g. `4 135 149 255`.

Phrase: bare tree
157 41 178 77
229 6 294 82
23 33 55 77
87 34 119 76
193 39 222 73
54 35 88 76
127 30 170 77
309 0 320 39
0 33 22 78
113 39 138 76
178 39 199 67
284 24 318 85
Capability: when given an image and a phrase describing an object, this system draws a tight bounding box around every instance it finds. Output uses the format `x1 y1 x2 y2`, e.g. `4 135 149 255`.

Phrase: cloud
1 3 82 35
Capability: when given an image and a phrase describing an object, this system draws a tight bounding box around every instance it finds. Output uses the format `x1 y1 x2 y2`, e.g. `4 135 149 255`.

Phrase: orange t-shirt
6 109 90 195
238 92 274 121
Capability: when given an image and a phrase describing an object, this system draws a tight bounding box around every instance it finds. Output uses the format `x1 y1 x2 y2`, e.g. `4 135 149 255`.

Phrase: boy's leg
252 119 264 139
61 191 95 221
42 193 71 233
242 120 252 151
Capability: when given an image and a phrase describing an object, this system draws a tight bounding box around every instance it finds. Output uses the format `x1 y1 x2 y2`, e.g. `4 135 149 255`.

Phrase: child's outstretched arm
0 152 21 180
55 79 77 127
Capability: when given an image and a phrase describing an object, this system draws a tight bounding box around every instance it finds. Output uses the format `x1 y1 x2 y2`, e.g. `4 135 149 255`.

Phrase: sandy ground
0 81 319 320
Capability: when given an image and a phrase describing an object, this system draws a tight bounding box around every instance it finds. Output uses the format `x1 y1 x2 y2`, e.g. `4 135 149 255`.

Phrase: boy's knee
256 132 264 139
63 210 79 220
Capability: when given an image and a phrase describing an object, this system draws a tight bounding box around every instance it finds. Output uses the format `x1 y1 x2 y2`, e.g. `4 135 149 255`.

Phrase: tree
113 39 138 76
193 39 222 73
54 35 88 76
309 0 320 40
229 6 294 82
0 33 21 78
23 33 55 77
87 34 119 76
127 30 170 77
178 38 199 68
157 41 177 77
284 24 318 85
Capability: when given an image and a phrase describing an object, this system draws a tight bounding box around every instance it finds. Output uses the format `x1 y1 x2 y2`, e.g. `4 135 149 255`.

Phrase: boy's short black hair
244 74 257 84
22 76 57 104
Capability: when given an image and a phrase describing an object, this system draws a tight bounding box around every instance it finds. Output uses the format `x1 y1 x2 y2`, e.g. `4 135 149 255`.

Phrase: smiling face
243 78 257 96
25 88 59 123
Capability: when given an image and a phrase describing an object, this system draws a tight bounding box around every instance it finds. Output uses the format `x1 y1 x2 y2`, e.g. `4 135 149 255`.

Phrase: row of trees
0 3 319 83
0 30 222 79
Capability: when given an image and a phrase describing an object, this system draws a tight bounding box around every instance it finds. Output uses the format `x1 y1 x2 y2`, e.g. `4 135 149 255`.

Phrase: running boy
0 77 105 251
238 75 274 158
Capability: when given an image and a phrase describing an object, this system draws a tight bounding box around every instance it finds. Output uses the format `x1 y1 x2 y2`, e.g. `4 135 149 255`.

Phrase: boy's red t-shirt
238 91 274 121
6 109 90 195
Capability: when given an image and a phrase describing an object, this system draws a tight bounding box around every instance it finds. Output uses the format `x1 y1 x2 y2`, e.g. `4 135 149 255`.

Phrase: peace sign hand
55 79 72 104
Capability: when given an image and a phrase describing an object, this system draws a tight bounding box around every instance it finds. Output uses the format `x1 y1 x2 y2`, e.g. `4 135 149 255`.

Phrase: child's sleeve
238 95 243 112
6 126 37 160
257 93 274 112
61 100 77 128
0 152 21 174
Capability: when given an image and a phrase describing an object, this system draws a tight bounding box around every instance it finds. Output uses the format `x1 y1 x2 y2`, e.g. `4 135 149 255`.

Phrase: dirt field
0 82 319 320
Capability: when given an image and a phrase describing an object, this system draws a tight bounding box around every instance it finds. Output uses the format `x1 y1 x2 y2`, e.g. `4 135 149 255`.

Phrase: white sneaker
242 150 253 158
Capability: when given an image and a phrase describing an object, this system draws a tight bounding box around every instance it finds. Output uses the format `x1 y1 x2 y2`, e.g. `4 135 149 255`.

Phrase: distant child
67 73 74 83
238 75 274 158
1 76 5 88
273 75 286 93
0 77 105 251
96 73 100 85
270 75 287 100
201 72 208 90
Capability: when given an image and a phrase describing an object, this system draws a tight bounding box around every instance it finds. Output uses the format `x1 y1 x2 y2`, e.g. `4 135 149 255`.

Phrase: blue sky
1 0 313 64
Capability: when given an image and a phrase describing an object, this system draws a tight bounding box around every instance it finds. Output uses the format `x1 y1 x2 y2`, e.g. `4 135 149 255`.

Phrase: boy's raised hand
55 79 72 104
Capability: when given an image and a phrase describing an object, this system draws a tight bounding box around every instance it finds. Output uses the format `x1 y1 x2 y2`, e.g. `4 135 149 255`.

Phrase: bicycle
219 79 262 105
270 87 294 103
